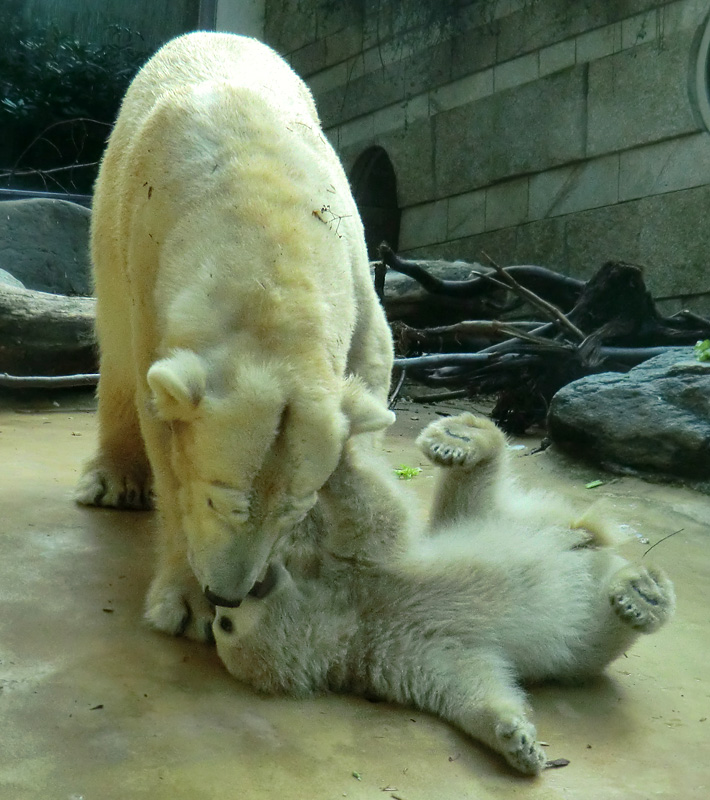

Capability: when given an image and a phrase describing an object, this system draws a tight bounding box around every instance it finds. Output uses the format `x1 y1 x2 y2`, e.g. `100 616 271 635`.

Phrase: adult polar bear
76 32 394 639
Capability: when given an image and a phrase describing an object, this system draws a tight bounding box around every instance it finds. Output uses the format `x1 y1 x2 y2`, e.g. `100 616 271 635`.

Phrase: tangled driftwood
381 245 710 433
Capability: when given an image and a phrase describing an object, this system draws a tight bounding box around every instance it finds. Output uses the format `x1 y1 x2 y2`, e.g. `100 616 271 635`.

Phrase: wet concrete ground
0 391 708 799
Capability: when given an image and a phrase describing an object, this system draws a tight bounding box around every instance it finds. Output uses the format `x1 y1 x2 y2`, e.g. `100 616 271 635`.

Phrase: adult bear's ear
341 376 395 435
147 349 207 421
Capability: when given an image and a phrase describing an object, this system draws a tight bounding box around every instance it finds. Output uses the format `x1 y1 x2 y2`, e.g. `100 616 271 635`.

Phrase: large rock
0 284 96 377
548 348 710 480
0 199 92 296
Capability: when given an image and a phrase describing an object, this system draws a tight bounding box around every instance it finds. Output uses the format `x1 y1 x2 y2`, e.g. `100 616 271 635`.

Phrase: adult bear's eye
207 497 215 509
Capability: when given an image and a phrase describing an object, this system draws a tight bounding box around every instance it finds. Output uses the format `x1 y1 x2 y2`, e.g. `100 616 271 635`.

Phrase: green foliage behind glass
0 24 149 193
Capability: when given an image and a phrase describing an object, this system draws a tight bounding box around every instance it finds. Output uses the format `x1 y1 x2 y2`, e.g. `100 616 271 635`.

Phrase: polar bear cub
214 414 675 776
75 32 394 639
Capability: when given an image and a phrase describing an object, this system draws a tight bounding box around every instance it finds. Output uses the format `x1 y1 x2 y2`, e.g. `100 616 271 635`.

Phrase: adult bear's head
147 347 394 606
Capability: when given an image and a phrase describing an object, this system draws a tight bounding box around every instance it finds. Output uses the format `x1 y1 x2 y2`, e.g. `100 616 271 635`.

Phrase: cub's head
147 348 394 606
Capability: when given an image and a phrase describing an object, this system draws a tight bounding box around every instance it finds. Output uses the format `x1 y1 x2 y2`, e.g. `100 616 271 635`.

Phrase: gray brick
429 69 494 115
264 0 317 53
308 61 349 97
403 216 568 276
563 203 644 279
661 0 710 37
619 132 710 201
399 199 449 249
485 177 529 231
403 226 518 265
605 0 672 24
620 8 658 50
375 118 437 207
450 23 498 80
447 189 486 239
316 0 363 39
636 186 710 296
325 24 364 67
363 2 393 49
317 59 406 127
564 185 710 296
434 65 588 197
528 154 619 220
587 30 701 157
340 114 374 148
404 184 710 305
539 38 576 76
405 93 430 125
290 39 327 78
315 38 452 127
574 23 621 63
372 102 406 137
494 52 539 92
496 0 607 62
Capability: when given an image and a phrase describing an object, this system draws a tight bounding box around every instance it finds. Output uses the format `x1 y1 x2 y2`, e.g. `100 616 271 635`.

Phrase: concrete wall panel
434 66 588 196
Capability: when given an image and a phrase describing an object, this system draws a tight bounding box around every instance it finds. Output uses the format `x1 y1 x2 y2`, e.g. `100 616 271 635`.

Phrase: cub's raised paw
416 413 506 470
145 574 216 643
495 716 546 776
609 565 676 633
75 457 152 510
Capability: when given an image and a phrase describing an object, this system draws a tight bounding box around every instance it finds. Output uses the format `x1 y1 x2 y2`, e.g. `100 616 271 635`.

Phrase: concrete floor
0 391 708 800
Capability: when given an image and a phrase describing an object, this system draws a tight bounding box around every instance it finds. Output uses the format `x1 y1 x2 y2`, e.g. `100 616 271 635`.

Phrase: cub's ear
341 377 395 435
147 350 207 421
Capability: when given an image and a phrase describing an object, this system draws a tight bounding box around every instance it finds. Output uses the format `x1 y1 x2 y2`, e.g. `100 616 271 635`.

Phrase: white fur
214 414 675 776
75 32 394 639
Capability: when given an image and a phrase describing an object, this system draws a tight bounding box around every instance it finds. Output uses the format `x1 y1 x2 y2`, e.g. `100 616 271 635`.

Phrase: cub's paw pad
416 413 505 470
609 566 675 633
495 717 546 776
75 463 152 510
145 580 216 643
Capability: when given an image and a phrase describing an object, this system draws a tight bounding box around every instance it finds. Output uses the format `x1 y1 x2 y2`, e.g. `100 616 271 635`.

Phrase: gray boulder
0 268 25 288
548 348 710 480
0 198 92 296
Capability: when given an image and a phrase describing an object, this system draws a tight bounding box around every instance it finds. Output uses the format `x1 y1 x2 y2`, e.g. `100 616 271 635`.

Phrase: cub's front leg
417 413 509 529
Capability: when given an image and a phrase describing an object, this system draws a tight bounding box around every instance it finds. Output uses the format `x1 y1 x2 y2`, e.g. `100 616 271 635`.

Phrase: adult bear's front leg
139 399 216 642
144 526 216 643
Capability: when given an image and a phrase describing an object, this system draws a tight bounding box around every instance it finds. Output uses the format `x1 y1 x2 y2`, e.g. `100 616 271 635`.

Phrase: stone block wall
263 0 710 311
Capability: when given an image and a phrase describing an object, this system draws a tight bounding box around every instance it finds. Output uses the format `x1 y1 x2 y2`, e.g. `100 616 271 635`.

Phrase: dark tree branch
380 250 710 433
378 242 583 306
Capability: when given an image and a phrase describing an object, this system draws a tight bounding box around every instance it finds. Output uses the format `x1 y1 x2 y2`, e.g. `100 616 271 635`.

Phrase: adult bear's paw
75 456 153 510
145 571 216 643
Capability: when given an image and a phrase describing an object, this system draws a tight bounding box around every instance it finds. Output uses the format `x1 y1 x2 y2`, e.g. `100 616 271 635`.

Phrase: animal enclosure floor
0 392 708 800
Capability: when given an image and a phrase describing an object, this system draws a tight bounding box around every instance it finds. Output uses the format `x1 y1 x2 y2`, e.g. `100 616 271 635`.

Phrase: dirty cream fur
76 32 394 638
214 414 675 776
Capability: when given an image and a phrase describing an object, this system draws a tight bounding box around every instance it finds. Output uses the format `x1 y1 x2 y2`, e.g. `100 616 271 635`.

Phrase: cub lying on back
75 32 394 639
214 414 675 776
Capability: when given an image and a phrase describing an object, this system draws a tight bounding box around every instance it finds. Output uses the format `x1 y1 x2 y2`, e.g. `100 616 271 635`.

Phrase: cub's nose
217 614 234 633
204 587 242 608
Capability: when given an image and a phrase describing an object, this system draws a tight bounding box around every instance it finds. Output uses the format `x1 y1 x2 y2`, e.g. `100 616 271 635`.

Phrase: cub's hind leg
416 413 508 529
557 554 676 681
608 563 675 634
368 644 546 776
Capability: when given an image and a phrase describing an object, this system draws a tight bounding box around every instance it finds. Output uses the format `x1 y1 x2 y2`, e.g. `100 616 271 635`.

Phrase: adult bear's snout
204 587 243 608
